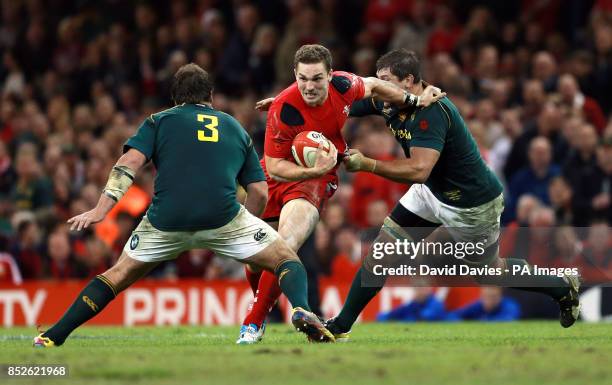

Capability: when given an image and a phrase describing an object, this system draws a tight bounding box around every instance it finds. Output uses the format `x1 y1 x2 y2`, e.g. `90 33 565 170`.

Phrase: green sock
43 275 117 345
505 258 570 300
478 258 570 300
275 260 311 311
336 267 385 332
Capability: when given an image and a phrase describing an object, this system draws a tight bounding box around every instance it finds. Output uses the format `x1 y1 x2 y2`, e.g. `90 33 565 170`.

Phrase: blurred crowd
0 0 611 283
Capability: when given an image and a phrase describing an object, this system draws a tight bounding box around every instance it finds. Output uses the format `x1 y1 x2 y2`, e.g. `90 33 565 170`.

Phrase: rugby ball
291 131 334 168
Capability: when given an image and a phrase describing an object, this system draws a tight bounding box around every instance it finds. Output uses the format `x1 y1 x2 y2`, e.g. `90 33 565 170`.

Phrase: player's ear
327 69 333 82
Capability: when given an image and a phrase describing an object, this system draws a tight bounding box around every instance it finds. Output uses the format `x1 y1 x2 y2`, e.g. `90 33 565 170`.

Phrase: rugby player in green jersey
324 49 580 340
33 63 334 347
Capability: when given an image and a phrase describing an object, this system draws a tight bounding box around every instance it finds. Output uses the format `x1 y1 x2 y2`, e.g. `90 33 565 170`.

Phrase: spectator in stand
216 4 259 94
363 0 411 47
274 5 334 86
500 205 556 266
506 137 560 222
591 21 612 115
553 226 582 268
426 5 461 57
504 101 568 183
329 226 361 281
0 139 15 195
474 98 503 149
489 108 523 183
376 287 446 322
580 221 612 283
532 51 559 92
11 145 54 213
352 48 377 77
322 202 347 234
563 123 603 226
9 216 44 279
520 78 547 125
447 286 520 321
46 227 75 279
560 115 585 150
389 0 431 58
248 24 278 95
471 45 500 99
365 199 389 229
349 131 407 228
548 176 575 225
591 136 612 223
69 234 110 279
557 73 607 134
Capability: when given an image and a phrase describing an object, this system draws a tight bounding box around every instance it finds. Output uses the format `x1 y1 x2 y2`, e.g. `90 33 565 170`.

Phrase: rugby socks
504 258 571 300
43 275 117 345
243 270 282 326
244 265 262 295
335 267 385 332
274 260 311 311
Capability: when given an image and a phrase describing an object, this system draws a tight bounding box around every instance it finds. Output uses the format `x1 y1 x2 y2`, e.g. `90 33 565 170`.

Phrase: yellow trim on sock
96 275 117 297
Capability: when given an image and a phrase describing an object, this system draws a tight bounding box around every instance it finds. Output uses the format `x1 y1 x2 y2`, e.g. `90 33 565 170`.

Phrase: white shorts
399 184 504 248
123 205 279 263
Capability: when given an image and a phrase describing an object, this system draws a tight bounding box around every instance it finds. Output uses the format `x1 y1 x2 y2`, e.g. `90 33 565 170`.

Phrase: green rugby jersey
124 104 265 231
350 96 503 208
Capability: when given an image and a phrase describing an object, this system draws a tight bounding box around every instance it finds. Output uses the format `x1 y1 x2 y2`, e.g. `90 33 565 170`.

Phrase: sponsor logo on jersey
391 127 411 140
254 229 267 242
419 119 429 130
130 234 139 250
443 190 462 201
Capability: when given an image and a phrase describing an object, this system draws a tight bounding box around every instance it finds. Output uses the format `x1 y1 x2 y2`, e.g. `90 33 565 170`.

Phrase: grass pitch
1 322 611 385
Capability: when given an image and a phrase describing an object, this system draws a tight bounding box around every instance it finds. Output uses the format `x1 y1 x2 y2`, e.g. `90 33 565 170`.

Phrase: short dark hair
171 63 213 104
294 44 332 72
376 49 421 82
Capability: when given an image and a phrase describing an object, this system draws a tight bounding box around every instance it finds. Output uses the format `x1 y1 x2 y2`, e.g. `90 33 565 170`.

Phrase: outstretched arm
68 149 147 231
344 146 440 184
254 81 445 112
362 77 445 108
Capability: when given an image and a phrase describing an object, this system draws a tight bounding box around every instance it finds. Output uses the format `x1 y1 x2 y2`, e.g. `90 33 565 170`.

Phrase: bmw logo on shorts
130 234 139 250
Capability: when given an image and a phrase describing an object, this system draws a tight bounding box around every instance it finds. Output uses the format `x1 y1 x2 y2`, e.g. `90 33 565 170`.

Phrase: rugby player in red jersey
237 44 444 344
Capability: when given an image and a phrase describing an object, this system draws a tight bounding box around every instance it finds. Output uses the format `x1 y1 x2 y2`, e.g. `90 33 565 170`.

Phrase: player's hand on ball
255 97 275 111
418 85 446 107
313 141 338 175
344 149 376 172
67 208 106 231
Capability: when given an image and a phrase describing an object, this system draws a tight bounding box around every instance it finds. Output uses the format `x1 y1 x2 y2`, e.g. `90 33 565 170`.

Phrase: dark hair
171 63 213 104
376 49 421 82
17 220 34 237
293 44 332 72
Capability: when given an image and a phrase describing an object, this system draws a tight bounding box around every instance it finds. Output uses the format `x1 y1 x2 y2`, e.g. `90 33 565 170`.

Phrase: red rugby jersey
263 71 365 172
